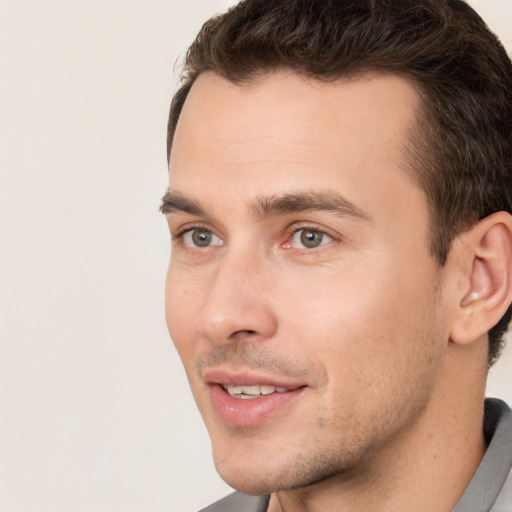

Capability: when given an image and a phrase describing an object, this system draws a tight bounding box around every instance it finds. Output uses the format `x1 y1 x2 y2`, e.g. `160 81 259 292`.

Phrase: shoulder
452 398 512 512
198 491 269 512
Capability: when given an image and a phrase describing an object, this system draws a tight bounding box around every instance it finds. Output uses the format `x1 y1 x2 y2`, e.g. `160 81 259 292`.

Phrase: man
161 0 512 510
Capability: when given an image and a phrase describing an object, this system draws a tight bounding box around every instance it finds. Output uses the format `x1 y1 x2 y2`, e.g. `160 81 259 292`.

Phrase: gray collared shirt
200 398 512 512
453 399 512 512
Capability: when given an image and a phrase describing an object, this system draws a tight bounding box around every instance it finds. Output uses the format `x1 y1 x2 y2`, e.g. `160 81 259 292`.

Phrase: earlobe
450 212 512 345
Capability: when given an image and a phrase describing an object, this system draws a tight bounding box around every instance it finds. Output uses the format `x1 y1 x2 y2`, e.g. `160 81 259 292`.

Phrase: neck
268 345 488 512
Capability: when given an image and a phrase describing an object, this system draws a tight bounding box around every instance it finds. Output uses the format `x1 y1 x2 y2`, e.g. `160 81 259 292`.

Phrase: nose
194 253 278 345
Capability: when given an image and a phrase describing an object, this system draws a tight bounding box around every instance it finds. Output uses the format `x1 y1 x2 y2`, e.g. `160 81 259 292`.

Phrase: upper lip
203 368 306 389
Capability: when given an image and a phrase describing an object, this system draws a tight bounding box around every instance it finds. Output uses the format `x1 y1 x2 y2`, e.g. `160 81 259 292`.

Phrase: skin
164 71 490 511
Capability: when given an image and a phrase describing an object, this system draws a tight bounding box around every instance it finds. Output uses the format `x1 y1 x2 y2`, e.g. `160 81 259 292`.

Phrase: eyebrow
160 189 370 222
160 191 207 216
251 191 370 221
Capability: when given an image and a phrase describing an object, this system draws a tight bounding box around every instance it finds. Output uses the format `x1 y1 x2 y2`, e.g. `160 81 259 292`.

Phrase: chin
212 444 357 496
213 451 277 495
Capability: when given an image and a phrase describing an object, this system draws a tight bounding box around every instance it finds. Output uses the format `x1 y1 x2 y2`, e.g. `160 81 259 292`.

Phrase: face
164 71 450 494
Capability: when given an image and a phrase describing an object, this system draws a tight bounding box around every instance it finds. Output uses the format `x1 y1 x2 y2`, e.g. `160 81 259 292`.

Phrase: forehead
168 71 424 224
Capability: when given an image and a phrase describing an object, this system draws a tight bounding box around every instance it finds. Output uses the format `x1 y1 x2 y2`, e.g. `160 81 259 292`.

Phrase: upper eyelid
170 221 340 245
291 227 333 239
285 222 339 239
172 222 215 238
286 226 336 247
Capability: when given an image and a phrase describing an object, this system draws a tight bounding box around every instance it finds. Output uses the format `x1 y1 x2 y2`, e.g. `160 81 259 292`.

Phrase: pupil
301 230 322 248
192 230 212 247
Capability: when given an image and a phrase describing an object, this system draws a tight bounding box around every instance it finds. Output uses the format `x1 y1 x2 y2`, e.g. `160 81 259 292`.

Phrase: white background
1 1 511 511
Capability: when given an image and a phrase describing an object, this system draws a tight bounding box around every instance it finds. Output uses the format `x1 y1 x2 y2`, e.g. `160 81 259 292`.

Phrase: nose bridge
194 245 277 344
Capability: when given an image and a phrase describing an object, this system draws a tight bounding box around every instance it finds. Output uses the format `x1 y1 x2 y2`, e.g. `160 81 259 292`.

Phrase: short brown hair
167 0 512 365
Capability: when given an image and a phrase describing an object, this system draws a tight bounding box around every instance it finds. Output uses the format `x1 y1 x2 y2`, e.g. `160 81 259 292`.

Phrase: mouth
205 370 307 427
222 384 293 399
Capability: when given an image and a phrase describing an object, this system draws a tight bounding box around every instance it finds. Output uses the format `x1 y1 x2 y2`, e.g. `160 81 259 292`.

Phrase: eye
290 229 332 249
182 229 223 248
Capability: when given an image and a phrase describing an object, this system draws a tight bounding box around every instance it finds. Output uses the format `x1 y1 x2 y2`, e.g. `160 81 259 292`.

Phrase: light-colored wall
0 1 510 511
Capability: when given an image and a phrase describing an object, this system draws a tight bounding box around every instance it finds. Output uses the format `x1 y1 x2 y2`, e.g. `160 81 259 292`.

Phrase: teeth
260 385 275 395
223 384 291 398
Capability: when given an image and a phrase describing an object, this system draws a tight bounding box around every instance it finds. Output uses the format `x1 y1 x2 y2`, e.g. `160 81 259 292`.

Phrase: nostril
195 292 278 344
230 329 258 338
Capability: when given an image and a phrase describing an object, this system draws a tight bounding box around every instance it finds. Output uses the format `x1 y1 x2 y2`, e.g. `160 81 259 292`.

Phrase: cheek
279 256 443 377
165 268 211 412
165 265 200 360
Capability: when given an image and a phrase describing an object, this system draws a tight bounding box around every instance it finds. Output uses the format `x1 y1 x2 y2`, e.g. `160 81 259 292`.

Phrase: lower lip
210 385 305 427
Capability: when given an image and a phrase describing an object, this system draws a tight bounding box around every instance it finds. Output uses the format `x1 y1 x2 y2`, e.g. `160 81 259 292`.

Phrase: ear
450 212 512 345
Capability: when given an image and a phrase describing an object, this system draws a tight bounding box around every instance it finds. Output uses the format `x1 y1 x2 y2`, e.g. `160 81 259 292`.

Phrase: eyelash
174 223 202 236
283 223 337 251
173 223 215 242
172 223 338 252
